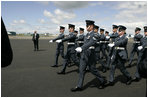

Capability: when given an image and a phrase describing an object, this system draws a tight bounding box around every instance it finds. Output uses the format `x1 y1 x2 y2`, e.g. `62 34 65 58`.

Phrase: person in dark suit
1 17 13 67
107 25 132 85
32 31 40 51
49 26 65 67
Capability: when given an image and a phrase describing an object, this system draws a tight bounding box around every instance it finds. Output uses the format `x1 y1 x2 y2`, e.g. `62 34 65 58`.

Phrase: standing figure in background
32 31 40 51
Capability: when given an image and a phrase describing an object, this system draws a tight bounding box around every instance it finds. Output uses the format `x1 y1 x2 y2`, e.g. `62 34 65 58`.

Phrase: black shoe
34 49 36 51
126 77 132 85
107 81 114 86
99 79 107 89
57 71 65 74
127 64 132 68
51 65 58 67
71 87 82 92
132 77 140 82
102 68 106 73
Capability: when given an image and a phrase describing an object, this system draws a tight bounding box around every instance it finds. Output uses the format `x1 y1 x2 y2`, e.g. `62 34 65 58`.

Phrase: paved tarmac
1 39 147 97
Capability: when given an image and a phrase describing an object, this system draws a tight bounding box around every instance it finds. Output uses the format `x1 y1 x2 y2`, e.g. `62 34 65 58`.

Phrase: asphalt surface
1 39 147 97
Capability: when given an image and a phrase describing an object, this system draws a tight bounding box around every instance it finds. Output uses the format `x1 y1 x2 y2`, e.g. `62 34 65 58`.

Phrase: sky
1 1 147 35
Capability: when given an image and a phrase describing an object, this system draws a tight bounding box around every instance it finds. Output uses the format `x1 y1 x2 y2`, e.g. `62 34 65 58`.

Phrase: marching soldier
32 31 40 51
56 24 79 74
105 31 110 53
76 28 85 59
107 25 132 85
76 28 85 47
71 20 107 92
133 26 147 81
128 27 143 67
94 25 100 62
99 28 108 61
49 26 65 67
106 25 119 69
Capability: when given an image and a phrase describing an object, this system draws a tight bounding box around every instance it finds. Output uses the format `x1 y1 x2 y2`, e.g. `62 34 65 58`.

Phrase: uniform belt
134 41 140 43
97 41 110 44
145 47 147 48
89 46 95 49
77 41 84 43
67 42 75 45
100 41 106 43
114 47 125 50
96 42 100 44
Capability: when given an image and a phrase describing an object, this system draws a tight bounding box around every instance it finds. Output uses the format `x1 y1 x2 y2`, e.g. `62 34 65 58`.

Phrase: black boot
126 77 132 85
71 87 82 92
57 71 65 74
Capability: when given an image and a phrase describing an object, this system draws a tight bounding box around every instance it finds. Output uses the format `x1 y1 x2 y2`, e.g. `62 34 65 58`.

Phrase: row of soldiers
49 20 147 91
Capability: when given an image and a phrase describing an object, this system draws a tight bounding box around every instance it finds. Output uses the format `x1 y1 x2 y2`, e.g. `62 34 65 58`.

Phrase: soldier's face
118 30 124 36
144 32 147 36
100 31 104 34
80 30 84 34
113 28 117 32
105 33 108 36
135 31 140 34
86 25 93 32
94 29 98 33
69 27 74 32
60 29 64 33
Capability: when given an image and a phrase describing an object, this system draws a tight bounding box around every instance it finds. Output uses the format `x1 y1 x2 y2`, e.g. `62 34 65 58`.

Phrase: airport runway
1 39 147 97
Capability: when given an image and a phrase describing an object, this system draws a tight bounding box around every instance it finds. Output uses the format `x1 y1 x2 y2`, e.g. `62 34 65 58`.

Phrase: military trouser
109 53 131 82
129 48 139 65
100 46 108 61
54 48 64 65
134 49 147 78
106 47 113 68
77 49 105 88
61 47 79 72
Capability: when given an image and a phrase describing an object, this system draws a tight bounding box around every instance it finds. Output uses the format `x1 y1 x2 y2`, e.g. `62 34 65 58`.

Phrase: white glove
49 40 53 43
75 47 82 53
56 40 62 43
138 46 143 50
106 36 110 39
108 43 115 47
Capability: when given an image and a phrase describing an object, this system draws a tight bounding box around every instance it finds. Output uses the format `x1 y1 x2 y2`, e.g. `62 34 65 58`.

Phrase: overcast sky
1 1 147 35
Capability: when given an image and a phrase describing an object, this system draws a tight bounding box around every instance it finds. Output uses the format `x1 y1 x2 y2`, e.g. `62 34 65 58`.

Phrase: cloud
38 19 45 24
43 9 76 24
90 2 103 6
111 1 147 34
43 10 53 17
11 19 26 25
36 1 49 6
52 1 89 10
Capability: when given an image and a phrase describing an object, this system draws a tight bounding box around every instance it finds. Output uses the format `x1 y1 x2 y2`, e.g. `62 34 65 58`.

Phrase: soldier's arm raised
53 34 64 42
62 34 76 42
